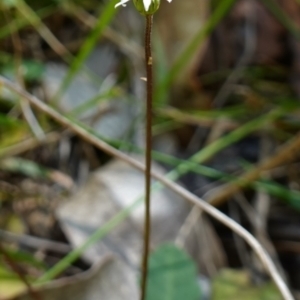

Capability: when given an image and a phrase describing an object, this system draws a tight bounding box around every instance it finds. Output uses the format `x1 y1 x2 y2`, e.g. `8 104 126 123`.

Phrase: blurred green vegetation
0 0 300 298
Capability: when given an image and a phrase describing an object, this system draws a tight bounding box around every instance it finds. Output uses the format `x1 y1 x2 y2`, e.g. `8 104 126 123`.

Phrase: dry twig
0 75 294 300
206 134 300 207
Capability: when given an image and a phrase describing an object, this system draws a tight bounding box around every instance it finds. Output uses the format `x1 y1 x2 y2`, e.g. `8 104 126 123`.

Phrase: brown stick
140 14 153 300
207 134 300 206
0 75 294 300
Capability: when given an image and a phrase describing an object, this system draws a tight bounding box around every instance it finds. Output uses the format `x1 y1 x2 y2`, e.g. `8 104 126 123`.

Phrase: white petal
115 0 130 8
166 0 172 2
143 0 151 11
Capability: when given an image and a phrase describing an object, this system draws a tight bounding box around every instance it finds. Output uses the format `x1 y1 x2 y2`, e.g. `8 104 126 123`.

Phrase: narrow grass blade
37 109 283 282
0 5 55 40
261 0 300 39
155 0 237 103
53 0 118 102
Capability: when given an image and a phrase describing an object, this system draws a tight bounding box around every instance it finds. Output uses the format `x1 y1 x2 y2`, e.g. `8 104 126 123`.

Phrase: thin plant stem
0 75 294 300
140 14 153 300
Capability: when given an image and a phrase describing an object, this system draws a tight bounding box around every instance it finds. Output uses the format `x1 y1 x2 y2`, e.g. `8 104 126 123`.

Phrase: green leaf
146 244 201 300
0 264 26 298
1 0 17 8
0 158 49 179
0 114 30 148
2 60 45 82
212 269 282 300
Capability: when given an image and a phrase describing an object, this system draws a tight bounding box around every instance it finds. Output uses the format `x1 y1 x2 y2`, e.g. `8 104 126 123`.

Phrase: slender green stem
140 14 153 300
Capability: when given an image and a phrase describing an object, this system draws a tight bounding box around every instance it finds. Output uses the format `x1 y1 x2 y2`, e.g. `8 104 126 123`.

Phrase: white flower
115 0 172 12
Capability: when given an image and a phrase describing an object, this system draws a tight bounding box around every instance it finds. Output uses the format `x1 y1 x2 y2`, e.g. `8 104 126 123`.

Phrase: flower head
115 0 172 15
